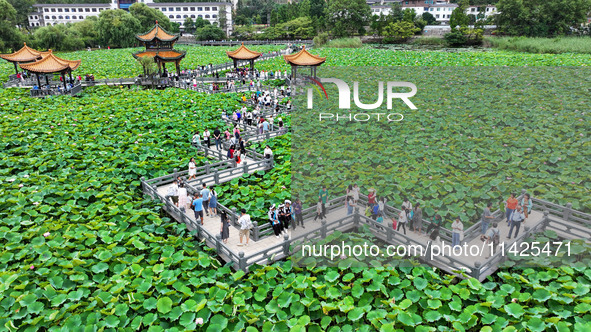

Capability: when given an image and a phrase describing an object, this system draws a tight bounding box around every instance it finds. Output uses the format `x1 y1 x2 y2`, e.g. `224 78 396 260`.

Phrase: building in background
369 0 497 24
28 0 233 35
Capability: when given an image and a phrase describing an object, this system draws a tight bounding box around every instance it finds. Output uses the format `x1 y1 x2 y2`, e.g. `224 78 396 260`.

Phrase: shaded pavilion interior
283 46 326 83
132 22 186 76
226 43 262 70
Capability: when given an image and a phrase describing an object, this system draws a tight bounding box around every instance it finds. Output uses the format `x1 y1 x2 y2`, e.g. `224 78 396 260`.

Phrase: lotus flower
30 265 34 270
511 298 517 303
195 318 204 325
18 184 23 188
43 232 50 237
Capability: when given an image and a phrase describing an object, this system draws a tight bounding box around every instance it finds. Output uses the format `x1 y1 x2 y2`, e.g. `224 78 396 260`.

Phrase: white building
369 0 497 24
28 0 233 35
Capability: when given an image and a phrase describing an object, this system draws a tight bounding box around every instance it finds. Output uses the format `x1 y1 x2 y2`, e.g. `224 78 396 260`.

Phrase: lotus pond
0 47 591 331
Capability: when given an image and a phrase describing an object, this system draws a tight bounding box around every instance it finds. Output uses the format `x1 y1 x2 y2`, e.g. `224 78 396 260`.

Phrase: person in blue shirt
262 119 269 133
192 193 204 225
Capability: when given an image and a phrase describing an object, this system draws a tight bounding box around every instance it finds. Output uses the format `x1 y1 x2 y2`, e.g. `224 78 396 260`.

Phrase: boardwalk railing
181 39 313 46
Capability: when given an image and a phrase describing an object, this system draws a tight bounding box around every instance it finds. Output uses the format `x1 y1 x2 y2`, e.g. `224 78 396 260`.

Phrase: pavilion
19 50 81 90
226 43 262 70
132 22 186 77
283 46 326 83
0 43 49 75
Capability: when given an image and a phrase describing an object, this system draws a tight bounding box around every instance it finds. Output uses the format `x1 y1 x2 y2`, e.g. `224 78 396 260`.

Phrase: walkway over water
141 101 591 281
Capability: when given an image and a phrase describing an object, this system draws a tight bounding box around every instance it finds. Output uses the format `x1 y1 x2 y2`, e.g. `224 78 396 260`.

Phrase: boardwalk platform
141 92 591 282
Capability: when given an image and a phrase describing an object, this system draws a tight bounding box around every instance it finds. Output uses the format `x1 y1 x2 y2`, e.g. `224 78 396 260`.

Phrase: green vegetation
1 45 590 330
410 37 447 46
496 0 591 37
321 38 364 49
487 37 591 54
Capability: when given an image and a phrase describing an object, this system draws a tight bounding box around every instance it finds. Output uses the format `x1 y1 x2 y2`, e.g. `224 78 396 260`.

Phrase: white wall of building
29 1 232 35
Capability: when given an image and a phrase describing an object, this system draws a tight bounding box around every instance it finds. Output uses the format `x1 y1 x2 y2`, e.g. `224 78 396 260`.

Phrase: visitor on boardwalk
371 202 380 221
234 149 242 164
402 198 412 211
188 158 197 181
346 185 353 207
293 198 304 229
280 200 293 231
368 189 377 206
451 217 463 248
264 145 273 159
192 193 204 226
484 222 500 258
412 203 423 235
505 193 519 225
314 198 324 221
353 184 360 204
208 187 218 216
425 213 442 236
239 137 247 155
238 209 252 246
262 119 270 133
192 131 201 148
224 128 231 140
379 197 387 217
507 206 525 239
177 182 188 212
201 183 210 217
227 145 235 159
481 202 494 235
397 206 407 235
521 193 533 219
234 126 241 139
214 127 222 150
406 206 414 230
165 180 179 205
269 204 282 238
203 129 211 148
220 211 230 244
347 195 355 216
319 186 329 218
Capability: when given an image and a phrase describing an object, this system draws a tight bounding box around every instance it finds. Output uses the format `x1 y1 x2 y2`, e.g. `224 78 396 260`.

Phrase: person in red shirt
505 193 519 226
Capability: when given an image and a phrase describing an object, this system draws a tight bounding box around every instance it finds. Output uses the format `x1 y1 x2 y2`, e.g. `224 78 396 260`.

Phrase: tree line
0 0 228 52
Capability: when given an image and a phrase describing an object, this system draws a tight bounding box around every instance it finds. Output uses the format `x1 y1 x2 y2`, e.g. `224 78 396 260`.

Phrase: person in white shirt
238 209 252 246
203 129 211 148
402 198 412 211
353 184 360 203
188 158 197 181
264 145 273 159
485 223 500 258
507 206 525 239
177 182 188 212
397 206 407 235
165 180 179 205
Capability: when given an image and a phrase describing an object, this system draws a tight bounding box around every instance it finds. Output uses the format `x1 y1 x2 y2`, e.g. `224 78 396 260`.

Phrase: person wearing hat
238 208 252 246
268 204 281 238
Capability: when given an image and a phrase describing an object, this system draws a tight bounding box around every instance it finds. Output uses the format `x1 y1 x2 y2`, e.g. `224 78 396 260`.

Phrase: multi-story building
369 0 497 24
28 0 233 35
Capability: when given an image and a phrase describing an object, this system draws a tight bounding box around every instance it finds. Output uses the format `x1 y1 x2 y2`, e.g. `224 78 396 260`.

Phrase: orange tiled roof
283 46 326 66
136 23 179 42
133 49 186 60
0 43 43 63
226 43 262 60
19 51 81 73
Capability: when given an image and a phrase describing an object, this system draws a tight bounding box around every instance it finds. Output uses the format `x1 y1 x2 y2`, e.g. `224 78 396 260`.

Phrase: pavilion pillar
250 59 254 71
292 65 297 84
45 75 50 86
69 71 73 82
310 66 313 77
36 73 41 87
157 61 162 76
13 62 19 75
233 59 237 69
61 72 67 91
175 60 180 77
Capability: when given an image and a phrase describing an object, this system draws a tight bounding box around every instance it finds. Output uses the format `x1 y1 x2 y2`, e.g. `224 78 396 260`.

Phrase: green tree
0 0 22 52
195 24 225 41
129 2 173 32
72 16 99 47
183 17 195 33
450 0 470 29
277 16 315 39
298 0 311 18
217 4 228 33
496 0 591 37
194 17 211 29
389 2 404 23
97 9 142 48
325 0 371 37
383 21 420 42
7 0 35 28
422 12 437 25
402 8 416 23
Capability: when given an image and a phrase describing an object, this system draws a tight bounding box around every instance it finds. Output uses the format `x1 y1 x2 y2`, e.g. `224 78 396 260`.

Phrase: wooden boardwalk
141 94 591 282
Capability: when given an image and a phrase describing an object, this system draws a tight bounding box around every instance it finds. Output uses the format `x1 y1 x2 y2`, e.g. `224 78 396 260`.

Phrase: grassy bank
486 36 591 54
